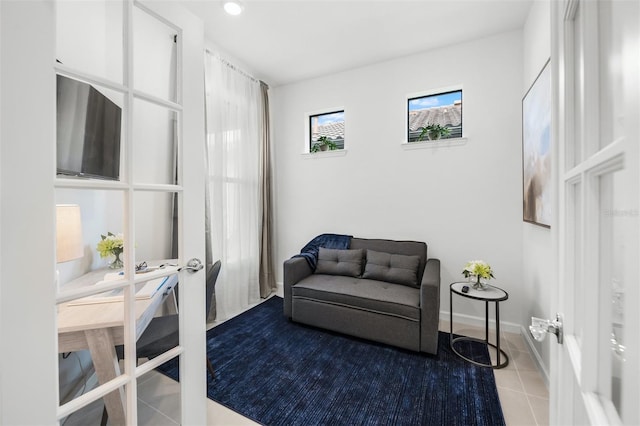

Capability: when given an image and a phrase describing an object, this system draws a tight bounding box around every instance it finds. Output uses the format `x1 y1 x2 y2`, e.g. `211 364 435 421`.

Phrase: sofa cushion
315 248 363 277
292 274 420 321
350 238 427 283
362 250 420 288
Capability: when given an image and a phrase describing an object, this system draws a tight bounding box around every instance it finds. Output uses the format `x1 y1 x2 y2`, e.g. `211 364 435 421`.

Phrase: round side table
449 282 509 369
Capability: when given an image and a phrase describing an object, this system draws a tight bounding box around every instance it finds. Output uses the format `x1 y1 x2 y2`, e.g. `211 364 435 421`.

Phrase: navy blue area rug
157 296 505 426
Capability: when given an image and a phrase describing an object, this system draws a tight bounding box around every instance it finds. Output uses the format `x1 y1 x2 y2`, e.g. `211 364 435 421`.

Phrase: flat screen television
56 74 122 180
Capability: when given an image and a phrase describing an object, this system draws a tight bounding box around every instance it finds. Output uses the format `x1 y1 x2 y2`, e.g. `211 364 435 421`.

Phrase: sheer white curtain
204 52 261 320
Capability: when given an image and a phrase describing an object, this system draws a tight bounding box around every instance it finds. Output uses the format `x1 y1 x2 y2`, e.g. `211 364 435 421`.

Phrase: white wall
272 31 525 326
522 0 552 379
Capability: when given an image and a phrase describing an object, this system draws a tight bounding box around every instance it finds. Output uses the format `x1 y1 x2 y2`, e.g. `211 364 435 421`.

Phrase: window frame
405 86 464 144
305 108 346 154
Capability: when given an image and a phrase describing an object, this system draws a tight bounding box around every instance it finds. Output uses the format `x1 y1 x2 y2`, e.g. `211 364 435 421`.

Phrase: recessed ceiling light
223 0 244 16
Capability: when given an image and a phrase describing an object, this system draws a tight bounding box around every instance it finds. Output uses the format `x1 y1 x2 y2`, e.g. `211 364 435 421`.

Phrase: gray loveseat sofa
283 237 441 354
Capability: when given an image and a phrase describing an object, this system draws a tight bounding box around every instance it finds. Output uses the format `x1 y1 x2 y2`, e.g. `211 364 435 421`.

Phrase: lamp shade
56 204 84 263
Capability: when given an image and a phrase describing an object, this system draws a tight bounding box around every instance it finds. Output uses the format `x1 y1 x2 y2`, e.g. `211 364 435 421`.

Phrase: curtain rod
205 48 268 89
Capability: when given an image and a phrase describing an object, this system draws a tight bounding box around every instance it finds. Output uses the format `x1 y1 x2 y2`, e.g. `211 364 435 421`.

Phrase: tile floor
64 302 549 426
441 320 550 426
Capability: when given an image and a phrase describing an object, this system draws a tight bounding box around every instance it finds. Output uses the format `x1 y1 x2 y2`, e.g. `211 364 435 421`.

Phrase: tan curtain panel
259 81 276 298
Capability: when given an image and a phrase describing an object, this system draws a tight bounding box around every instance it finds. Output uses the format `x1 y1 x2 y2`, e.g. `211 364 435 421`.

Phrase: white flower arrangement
96 232 124 259
462 260 495 280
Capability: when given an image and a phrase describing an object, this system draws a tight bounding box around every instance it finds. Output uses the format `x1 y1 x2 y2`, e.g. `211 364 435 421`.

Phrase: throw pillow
315 247 364 277
362 250 420 287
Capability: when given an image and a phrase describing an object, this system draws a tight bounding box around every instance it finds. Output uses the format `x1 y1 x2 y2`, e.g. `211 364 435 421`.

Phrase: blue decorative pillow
315 248 364 277
362 250 420 287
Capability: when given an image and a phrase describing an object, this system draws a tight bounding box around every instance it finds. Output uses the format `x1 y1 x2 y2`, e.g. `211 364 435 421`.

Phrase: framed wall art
522 59 551 228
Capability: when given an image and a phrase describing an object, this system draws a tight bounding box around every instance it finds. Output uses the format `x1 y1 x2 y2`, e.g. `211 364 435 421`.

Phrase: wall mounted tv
56 74 122 180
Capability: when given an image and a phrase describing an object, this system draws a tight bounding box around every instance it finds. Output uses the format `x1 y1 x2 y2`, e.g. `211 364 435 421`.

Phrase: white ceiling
179 0 533 87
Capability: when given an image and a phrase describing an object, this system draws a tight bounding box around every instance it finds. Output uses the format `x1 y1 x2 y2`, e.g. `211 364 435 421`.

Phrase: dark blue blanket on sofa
293 233 352 270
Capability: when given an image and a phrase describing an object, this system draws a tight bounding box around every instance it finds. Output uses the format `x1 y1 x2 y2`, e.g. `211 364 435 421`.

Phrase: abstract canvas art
522 59 552 228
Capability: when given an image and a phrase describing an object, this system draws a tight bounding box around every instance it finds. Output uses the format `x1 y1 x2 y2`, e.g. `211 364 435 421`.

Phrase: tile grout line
493 334 527 425
449 323 549 425
503 332 548 426
138 398 180 425
513 352 545 426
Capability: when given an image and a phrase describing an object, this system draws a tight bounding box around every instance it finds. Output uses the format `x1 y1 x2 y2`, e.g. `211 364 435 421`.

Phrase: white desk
58 263 178 425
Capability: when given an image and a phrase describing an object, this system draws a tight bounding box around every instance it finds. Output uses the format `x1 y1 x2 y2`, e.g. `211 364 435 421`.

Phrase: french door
0 1 206 424
551 0 639 424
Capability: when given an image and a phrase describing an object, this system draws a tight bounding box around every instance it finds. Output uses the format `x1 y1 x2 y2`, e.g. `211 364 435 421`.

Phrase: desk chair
104 261 221 424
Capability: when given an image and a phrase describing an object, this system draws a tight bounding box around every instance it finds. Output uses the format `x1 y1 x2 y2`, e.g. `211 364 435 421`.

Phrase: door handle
179 258 203 273
529 313 563 344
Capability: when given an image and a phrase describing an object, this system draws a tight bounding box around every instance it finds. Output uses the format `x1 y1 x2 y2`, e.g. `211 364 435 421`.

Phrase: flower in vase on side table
97 232 124 269
462 260 495 290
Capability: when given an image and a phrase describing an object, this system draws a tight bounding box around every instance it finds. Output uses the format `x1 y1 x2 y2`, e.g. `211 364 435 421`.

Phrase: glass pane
571 181 584 348
133 6 178 103
56 0 123 84
133 272 180 374
134 191 176 261
133 262 181 424
133 268 179 363
599 170 633 422
59 395 114 426
137 355 182 425
57 76 125 182
132 99 178 185
598 0 625 150
55 189 125 289
58 287 128 423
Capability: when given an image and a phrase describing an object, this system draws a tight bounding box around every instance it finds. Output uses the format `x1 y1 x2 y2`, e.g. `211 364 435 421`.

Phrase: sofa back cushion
350 238 427 282
315 247 364 277
362 250 421 287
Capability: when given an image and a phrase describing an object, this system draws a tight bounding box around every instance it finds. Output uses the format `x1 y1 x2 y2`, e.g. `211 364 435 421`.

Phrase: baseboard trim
520 324 550 387
275 281 284 297
439 310 521 334
440 310 550 386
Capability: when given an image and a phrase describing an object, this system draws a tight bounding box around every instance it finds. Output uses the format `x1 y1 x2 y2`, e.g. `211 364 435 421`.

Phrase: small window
309 110 345 152
407 90 462 142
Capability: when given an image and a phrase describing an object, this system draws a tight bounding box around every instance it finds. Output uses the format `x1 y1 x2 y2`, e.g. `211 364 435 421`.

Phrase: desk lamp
56 204 84 286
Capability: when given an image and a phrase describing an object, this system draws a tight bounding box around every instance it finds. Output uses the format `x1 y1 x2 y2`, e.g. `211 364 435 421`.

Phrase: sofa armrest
283 257 313 317
420 258 441 354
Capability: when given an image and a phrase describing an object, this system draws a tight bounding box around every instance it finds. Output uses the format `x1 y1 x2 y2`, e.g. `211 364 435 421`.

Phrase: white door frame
1 1 58 424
